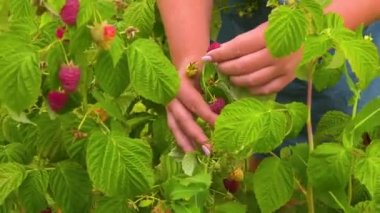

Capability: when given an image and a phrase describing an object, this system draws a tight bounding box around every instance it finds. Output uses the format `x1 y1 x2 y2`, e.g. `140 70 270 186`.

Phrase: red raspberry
223 178 240 193
207 42 221 52
56 27 65 39
209 98 226 115
103 25 116 41
48 91 68 112
60 0 79 25
59 63 81 93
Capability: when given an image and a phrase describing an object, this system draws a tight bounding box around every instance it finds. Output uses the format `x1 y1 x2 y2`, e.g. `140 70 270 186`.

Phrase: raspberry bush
0 0 380 213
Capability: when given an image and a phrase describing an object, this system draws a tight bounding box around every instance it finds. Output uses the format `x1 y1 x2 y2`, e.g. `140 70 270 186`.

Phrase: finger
248 74 295 95
167 111 195 152
204 23 267 62
168 99 210 145
230 66 282 87
217 48 274 76
178 80 218 125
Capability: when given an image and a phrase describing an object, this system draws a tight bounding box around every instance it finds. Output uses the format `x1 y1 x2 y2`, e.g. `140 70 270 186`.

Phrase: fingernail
202 144 211 156
201 55 213 62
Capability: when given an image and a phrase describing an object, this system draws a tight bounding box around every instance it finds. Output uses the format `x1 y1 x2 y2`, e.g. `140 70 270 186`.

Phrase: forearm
157 0 213 71
325 0 380 29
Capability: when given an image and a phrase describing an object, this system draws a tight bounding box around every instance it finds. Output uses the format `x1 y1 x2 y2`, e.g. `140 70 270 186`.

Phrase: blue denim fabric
217 1 380 156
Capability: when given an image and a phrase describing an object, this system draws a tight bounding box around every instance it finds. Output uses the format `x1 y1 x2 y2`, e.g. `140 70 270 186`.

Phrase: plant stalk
306 62 315 213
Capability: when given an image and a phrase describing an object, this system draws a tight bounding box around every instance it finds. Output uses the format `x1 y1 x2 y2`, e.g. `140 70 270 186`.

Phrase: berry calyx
59 63 81 93
48 91 68 112
209 98 226 115
60 0 79 26
185 62 199 78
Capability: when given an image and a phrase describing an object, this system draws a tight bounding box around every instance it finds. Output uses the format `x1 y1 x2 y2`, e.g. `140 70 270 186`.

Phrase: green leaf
213 98 287 156
340 39 380 89
300 35 332 66
163 172 211 201
253 157 294 213
34 114 67 161
46 44 65 89
214 201 247 213
123 0 155 37
315 111 351 144
108 36 124 66
127 39 179 104
0 143 29 163
9 0 33 18
69 25 93 56
96 1 117 21
353 142 380 198
299 0 324 32
313 53 344 91
155 155 182 183
354 201 374 213
1 116 23 143
138 199 154 207
344 98 380 147
182 152 197 176
0 1 9 32
87 131 154 197
284 102 307 138
0 162 26 205
19 169 49 213
286 143 309 184
307 143 351 191
76 0 96 27
94 52 130 97
95 197 130 213
0 49 40 113
324 13 344 29
50 161 92 213
326 49 345 69
265 6 308 57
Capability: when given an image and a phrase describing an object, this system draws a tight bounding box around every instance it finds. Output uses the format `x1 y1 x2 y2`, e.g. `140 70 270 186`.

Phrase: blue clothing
217 0 380 151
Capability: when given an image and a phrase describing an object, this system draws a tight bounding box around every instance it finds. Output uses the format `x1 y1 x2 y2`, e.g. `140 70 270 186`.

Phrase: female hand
204 23 303 95
166 73 217 154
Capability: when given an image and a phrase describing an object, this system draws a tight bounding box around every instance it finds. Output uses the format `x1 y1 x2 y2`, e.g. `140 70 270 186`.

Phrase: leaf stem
306 68 314 154
306 62 316 213
294 178 307 196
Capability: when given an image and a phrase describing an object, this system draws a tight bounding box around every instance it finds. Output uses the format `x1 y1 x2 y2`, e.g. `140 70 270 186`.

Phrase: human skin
157 0 380 153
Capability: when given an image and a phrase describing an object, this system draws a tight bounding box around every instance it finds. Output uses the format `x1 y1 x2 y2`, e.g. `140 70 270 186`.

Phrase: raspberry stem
58 40 70 64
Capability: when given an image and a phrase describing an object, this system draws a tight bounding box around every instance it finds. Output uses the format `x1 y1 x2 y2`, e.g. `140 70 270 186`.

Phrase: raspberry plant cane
0 1 379 213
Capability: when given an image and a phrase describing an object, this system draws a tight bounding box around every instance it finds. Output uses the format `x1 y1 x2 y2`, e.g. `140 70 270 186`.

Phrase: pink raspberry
209 98 226 115
48 91 68 112
60 0 79 25
56 27 65 39
90 21 117 49
207 42 221 52
59 63 81 93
